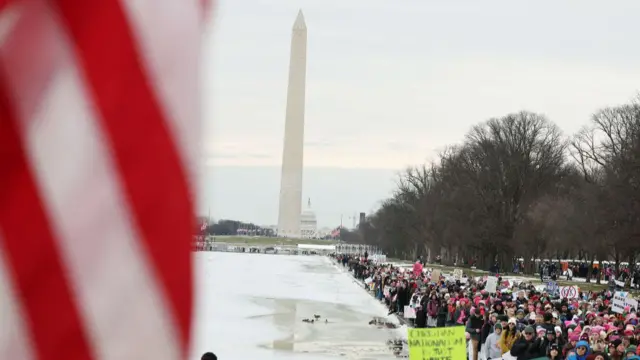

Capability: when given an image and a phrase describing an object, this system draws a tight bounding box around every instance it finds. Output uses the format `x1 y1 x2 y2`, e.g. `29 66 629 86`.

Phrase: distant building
300 198 317 239
316 227 333 238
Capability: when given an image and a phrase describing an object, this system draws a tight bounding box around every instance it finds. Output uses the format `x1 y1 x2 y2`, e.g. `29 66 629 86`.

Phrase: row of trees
349 98 640 277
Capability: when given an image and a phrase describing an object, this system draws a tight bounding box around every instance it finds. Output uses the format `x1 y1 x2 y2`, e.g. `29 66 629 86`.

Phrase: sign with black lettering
407 326 466 360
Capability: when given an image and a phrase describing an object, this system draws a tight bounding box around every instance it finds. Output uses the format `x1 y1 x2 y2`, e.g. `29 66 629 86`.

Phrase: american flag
331 226 341 238
0 1 210 359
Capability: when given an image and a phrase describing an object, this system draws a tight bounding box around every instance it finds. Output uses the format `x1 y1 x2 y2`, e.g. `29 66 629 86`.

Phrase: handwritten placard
407 326 466 360
404 305 416 319
453 269 463 279
613 292 638 314
431 269 441 283
485 277 498 293
612 292 627 314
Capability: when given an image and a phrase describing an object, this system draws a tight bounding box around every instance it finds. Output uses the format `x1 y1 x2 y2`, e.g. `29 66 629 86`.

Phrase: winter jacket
481 321 494 345
500 330 520 354
465 314 484 341
510 337 545 360
446 304 456 325
412 261 423 277
455 308 467 325
397 287 410 309
527 337 548 359
427 300 438 317
436 306 447 327
414 308 426 328
566 340 590 360
484 331 502 359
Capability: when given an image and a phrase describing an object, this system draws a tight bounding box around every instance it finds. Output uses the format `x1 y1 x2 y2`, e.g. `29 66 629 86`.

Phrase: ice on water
190 252 403 359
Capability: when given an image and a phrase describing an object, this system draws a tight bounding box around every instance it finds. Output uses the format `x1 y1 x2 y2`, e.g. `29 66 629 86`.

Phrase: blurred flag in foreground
0 1 211 359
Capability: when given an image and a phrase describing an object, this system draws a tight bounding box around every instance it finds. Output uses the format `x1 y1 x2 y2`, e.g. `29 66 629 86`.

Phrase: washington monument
277 10 307 238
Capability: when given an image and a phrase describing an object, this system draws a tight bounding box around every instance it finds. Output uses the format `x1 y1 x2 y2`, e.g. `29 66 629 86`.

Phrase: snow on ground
190 252 403 360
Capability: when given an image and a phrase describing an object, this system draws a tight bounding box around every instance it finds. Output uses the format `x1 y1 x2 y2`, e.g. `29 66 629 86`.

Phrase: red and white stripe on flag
0 1 211 360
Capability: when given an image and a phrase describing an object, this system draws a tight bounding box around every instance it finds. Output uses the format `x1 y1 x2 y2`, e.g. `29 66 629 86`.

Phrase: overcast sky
199 0 640 226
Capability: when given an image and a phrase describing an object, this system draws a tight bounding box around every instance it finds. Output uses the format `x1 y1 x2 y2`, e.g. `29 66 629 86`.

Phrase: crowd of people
333 253 640 360
536 262 640 288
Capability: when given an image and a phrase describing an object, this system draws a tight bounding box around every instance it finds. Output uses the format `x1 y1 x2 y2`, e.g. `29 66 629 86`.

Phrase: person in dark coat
493 300 505 316
436 299 447 327
466 308 484 360
396 281 410 314
510 326 546 360
480 312 496 352
414 295 427 328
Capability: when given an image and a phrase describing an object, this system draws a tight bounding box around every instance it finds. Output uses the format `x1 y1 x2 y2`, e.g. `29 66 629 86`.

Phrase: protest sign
407 326 466 360
626 297 638 313
485 277 498 293
453 269 463 280
404 306 416 319
613 291 639 313
559 286 579 299
431 269 441 283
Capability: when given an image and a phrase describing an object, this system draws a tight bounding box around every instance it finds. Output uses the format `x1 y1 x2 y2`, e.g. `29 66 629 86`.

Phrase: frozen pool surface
189 252 402 360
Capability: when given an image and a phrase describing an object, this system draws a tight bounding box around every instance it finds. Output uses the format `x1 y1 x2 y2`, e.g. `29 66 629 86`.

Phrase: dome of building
300 198 318 239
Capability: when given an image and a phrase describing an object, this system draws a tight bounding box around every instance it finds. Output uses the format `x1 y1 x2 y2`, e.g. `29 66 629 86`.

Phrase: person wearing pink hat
564 332 580 358
624 324 635 337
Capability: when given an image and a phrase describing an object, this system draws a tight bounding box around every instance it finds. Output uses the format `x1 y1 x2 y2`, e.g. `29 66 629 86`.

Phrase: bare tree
355 100 640 279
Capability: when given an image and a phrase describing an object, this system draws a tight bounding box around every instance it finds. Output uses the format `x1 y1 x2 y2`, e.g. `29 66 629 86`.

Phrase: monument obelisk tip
293 9 306 31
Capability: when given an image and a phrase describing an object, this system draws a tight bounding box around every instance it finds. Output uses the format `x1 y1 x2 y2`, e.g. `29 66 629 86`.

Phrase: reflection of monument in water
277 10 308 238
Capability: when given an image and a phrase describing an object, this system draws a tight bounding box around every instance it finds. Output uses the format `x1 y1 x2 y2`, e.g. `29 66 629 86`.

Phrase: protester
427 294 439 327
567 340 591 360
548 343 563 360
467 308 484 360
484 323 503 359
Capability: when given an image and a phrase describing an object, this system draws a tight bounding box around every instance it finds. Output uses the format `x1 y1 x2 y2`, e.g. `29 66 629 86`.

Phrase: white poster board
485 277 498 293
431 269 441 283
559 286 579 299
612 292 631 314
453 269 463 280
403 305 416 319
